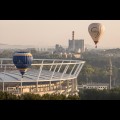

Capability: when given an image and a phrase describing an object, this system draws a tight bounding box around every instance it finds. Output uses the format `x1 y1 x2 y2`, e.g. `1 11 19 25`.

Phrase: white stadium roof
0 58 85 83
0 70 76 83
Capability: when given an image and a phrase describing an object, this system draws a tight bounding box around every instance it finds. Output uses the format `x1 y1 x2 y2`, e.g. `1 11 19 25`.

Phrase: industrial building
68 31 85 53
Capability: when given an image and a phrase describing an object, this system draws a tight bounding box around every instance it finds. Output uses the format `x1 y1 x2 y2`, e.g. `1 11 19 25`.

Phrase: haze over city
1 20 120 100
0 20 120 49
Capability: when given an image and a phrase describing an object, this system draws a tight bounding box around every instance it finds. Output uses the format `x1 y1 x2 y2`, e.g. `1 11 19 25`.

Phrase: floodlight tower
109 54 112 90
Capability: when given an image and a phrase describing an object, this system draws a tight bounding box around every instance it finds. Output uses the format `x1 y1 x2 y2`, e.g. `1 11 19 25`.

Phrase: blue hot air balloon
13 51 33 78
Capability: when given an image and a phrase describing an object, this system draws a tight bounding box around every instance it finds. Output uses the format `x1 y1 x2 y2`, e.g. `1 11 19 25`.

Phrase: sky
0 20 120 48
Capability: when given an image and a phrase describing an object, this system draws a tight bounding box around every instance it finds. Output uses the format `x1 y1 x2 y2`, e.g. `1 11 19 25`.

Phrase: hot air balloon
88 23 105 48
13 51 33 78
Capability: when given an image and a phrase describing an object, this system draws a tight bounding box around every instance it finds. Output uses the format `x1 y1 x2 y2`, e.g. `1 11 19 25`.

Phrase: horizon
0 42 120 50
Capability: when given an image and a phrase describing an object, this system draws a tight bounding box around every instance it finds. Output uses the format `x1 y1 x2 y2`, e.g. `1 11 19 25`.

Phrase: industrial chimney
72 31 75 51
72 31 74 40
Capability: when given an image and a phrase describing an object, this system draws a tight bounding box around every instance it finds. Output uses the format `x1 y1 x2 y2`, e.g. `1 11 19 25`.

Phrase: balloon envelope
13 51 33 77
88 23 105 47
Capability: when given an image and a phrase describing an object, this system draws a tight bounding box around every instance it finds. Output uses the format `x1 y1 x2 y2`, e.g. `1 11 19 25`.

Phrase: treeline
78 63 120 85
78 63 109 84
0 91 79 100
78 51 120 85
79 88 120 100
2 88 120 100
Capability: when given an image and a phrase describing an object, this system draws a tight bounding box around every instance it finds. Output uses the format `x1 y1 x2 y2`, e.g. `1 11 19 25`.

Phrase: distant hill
0 43 36 49
0 43 8 45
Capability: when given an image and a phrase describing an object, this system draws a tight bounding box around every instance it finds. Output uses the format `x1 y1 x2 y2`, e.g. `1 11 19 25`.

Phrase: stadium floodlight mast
108 54 113 90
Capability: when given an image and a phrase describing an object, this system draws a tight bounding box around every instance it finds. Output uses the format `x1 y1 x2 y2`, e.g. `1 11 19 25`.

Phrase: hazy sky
0 20 120 48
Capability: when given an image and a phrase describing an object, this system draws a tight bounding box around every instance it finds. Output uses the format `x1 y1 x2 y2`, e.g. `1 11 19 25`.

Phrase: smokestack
72 31 75 52
72 31 74 40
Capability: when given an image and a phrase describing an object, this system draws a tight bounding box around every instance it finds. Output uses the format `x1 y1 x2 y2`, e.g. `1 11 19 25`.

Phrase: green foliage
20 93 41 100
67 95 80 100
2 88 120 100
0 91 18 100
78 63 108 84
0 91 80 100
49 93 66 100
79 49 120 85
79 88 120 100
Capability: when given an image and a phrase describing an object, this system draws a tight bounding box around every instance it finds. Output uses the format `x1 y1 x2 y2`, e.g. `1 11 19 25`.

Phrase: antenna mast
109 55 112 90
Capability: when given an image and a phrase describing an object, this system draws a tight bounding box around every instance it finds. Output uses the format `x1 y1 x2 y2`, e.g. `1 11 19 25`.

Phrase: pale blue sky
0 20 120 48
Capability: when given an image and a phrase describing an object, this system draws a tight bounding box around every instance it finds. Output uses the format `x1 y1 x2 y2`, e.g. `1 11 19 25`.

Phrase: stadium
0 58 85 96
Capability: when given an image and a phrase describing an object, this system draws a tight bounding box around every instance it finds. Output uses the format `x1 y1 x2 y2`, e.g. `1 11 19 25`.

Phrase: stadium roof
0 70 76 83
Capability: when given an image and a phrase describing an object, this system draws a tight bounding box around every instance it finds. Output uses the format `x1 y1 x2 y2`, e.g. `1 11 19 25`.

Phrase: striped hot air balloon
13 51 33 78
